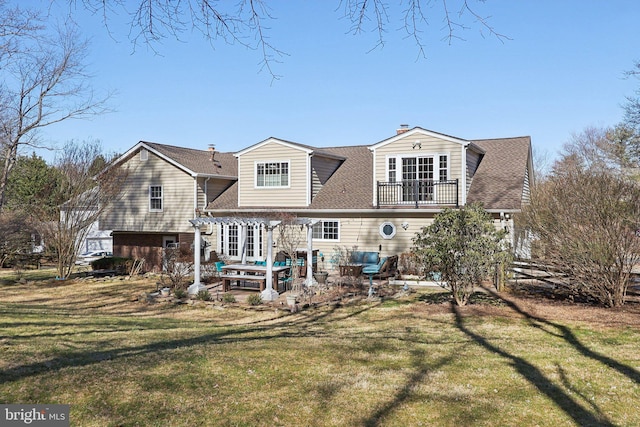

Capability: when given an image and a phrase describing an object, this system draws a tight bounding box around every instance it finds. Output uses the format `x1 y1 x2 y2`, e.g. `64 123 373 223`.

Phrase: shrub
412 203 508 306
91 257 132 272
162 244 194 289
222 293 236 303
195 289 211 301
173 288 187 299
246 294 262 306
522 170 640 307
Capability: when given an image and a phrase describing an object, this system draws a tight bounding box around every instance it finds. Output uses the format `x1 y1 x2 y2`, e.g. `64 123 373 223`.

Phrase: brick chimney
396 124 410 135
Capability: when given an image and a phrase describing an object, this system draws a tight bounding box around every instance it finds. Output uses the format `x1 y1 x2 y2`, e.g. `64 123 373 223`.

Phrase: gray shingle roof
308 146 373 209
144 141 237 177
204 136 531 212
467 136 532 210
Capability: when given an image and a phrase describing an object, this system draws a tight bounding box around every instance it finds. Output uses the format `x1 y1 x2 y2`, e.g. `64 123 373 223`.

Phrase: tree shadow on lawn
359 349 457 427
483 286 640 386
0 298 383 386
451 292 622 427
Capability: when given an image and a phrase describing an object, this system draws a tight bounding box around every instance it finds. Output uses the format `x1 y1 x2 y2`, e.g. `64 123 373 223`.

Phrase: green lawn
1 269 639 426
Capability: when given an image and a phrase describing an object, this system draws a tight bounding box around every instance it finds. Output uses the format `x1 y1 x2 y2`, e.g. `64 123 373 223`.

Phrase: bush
90 257 132 272
412 203 508 306
195 289 211 301
246 294 262 306
173 288 187 299
522 170 640 307
222 293 236 303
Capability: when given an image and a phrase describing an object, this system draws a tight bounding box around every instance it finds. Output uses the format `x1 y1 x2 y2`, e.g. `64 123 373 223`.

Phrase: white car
75 250 112 265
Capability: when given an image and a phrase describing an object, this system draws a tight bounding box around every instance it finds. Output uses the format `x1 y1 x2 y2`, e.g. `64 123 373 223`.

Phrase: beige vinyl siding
311 156 341 200
373 134 464 205
101 150 195 233
199 178 235 210
204 213 511 269
238 142 309 207
271 213 437 269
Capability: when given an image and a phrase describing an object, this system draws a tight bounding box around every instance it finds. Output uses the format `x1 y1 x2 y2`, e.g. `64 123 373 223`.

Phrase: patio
188 216 321 301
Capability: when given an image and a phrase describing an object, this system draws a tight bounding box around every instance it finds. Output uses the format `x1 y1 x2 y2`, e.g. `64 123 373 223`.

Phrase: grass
1 268 640 426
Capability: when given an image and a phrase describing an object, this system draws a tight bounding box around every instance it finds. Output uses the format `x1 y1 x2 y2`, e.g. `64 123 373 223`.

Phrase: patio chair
279 265 293 291
362 255 398 285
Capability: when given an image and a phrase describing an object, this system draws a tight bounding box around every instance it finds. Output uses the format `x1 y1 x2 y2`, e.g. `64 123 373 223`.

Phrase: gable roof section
144 142 237 178
207 145 371 211
235 137 345 160
108 141 237 178
466 136 532 211
369 126 483 153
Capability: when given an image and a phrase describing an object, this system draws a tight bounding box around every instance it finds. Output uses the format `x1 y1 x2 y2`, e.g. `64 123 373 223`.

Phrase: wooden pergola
187 216 319 301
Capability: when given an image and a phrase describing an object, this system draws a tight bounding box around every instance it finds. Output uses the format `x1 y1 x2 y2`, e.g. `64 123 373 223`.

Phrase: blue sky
27 1 640 166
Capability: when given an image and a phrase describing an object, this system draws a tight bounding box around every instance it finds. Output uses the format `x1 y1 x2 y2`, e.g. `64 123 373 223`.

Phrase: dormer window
256 161 289 187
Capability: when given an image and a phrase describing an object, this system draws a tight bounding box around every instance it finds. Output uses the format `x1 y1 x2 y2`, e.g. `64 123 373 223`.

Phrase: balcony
377 179 459 208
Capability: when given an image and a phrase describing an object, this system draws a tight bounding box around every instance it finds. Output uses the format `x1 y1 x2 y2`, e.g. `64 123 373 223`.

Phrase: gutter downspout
193 178 199 216
462 145 468 206
203 177 211 210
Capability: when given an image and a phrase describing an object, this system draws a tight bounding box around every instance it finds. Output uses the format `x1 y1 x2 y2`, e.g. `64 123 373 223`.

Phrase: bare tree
0 3 110 211
71 0 508 79
522 169 640 307
36 140 127 279
275 213 305 294
0 0 42 63
623 60 640 130
553 125 640 180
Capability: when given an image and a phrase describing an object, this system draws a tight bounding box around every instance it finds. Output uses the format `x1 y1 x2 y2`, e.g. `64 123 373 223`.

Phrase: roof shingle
176 135 531 213
467 136 531 210
144 141 238 177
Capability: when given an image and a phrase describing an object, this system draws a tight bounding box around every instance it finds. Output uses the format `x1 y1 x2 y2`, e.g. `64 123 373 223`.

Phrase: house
100 126 534 274
100 142 237 271
59 187 113 257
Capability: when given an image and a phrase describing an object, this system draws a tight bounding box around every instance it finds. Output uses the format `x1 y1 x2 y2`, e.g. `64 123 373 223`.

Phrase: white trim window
149 185 163 212
438 155 448 181
379 222 396 239
312 220 340 241
256 161 289 188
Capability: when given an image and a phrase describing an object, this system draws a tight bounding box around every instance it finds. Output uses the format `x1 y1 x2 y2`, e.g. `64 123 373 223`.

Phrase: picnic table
220 264 289 292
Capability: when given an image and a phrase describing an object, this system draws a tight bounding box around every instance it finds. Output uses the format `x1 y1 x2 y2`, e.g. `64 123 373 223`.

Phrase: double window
149 185 163 212
312 220 340 241
256 161 289 187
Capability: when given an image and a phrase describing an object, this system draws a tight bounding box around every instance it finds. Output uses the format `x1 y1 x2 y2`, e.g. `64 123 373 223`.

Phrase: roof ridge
142 141 235 155
471 136 531 142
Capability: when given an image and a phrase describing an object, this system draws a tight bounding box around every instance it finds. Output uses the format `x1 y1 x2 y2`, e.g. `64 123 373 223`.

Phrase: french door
219 224 263 261
401 157 434 202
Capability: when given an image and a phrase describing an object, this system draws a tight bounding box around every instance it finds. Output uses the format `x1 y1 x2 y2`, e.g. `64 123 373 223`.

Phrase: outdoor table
221 264 289 292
